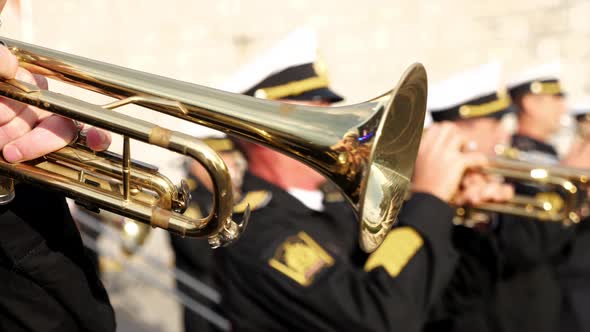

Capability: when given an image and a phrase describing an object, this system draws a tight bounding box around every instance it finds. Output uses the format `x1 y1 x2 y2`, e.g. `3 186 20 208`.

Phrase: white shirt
286 188 324 212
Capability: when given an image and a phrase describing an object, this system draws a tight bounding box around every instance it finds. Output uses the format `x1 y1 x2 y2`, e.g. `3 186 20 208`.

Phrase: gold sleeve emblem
364 227 423 277
233 190 272 213
269 232 334 286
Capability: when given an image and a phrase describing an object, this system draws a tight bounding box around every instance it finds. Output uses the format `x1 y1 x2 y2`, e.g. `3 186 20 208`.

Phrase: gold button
530 81 542 94
254 89 268 99
459 105 470 117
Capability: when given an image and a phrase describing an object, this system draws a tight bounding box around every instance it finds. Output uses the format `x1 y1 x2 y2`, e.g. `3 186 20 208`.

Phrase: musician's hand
0 46 111 163
452 172 514 205
561 139 590 169
412 122 488 202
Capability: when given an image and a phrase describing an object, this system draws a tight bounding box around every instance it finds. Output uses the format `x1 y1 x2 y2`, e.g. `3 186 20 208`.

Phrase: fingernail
96 129 106 142
4 145 23 162
91 129 110 151
97 130 109 149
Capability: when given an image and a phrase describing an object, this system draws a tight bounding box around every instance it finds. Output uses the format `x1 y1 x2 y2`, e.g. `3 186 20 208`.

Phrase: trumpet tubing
457 149 590 225
0 37 427 252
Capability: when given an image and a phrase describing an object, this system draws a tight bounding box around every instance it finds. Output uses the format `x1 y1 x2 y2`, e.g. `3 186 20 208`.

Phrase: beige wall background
2 0 589 102
1 1 589 331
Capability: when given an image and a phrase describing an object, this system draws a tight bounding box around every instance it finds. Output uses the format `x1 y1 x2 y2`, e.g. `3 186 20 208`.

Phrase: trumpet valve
173 179 191 214
208 204 251 248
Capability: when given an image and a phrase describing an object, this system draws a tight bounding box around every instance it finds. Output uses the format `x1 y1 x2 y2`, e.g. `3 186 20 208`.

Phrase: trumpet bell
348 66 427 252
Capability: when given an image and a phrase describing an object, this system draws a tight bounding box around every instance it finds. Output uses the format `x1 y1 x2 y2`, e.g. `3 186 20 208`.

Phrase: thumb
84 127 111 152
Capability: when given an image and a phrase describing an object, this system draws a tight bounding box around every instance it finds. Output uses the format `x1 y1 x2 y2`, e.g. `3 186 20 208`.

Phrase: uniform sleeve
496 214 575 270
0 184 116 332
496 180 576 270
256 193 458 332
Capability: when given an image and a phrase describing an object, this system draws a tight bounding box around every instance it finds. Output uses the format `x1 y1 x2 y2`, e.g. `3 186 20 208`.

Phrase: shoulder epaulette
319 181 345 203
233 190 272 213
202 137 235 152
364 227 423 277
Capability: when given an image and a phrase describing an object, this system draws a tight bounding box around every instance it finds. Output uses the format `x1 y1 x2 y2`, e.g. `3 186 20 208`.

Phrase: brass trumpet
0 37 427 252
457 145 590 226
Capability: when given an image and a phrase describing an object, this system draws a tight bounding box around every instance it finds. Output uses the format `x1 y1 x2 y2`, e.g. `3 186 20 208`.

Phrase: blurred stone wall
2 0 588 102
1 1 588 331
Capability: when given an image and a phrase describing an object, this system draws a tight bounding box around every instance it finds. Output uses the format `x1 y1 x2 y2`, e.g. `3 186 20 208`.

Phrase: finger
2 115 76 162
489 184 509 202
24 73 52 120
460 152 489 170
84 127 111 151
14 67 49 94
481 183 501 201
462 140 478 152
420 124 440 149
477 182 514 203
462 172 486 188
459 175 488 204
0 106 38 148
0 46 18 79
461 186 482 205
32 74 49 90
15 67 38 84
435 122 466 156
0 96 29 124
452 193 466 206
445 132 466 155
498 184 515 201
432 122 459 152
0 68 35 124
15 68 53 120
0 68 49 124
483 171 504 183
579 142 590 157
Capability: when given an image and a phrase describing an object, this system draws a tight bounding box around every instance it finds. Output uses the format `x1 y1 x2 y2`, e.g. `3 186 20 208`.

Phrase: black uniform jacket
0 183 115 332
213 173 458 332
511 133 580 331
425 134 574 332
557 218 590 332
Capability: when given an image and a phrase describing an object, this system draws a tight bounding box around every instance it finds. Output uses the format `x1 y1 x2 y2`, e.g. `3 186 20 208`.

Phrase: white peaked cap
507 61 561 88
218 26 318 93
570 96 590 116
427 62 503 111
183 27 321 139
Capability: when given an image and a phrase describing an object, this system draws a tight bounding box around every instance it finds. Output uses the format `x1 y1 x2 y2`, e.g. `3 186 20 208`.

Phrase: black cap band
508 79 563 99
242 63 343 102
431 91 513 122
